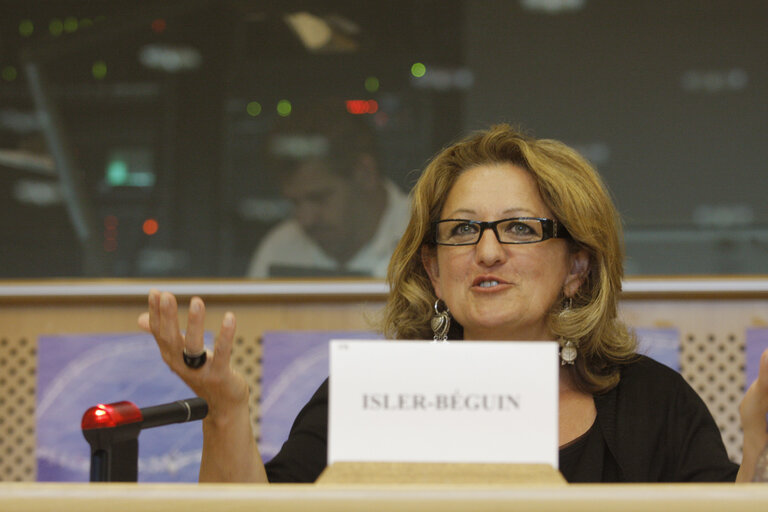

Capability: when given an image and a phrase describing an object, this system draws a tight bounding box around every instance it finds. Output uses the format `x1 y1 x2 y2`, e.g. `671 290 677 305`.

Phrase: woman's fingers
755 348 768 414
184 297 206 356
147 289 161 334
759 348 768 390
752 348 768 408
740 348 768 435
142 290 189 369
157 292 186 359
137 312 150 332
211 312 236 374
139 291 249 415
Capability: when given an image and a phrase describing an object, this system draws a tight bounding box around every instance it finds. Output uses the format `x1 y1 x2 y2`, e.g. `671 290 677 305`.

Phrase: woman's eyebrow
502 207 538 216
444 207 538 218
444 208 476 218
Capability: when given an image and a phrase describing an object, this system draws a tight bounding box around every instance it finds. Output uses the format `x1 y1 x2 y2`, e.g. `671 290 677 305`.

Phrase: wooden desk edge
1 482 767 512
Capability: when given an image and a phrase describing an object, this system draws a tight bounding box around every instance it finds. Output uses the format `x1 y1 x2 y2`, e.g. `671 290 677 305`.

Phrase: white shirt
247 180 410 278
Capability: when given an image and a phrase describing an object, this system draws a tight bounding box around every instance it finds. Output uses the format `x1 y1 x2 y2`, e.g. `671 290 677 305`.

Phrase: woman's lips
471 276 510 289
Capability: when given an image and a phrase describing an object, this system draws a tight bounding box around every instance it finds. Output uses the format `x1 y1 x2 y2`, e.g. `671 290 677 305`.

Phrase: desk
1 483 767 512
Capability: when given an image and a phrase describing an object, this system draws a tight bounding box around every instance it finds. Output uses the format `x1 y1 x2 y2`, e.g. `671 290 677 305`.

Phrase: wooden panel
0 337 36 482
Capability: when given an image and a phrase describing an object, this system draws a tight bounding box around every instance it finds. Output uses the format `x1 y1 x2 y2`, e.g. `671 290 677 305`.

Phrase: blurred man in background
246 103 409 278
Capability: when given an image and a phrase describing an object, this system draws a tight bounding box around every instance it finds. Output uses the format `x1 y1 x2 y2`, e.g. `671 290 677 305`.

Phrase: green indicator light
246 101 262 117
19 20 34 37
411 62 426 78
106 160 129 186
92 60 107 80
276 99 292 117
364 76 380 93
49 18 64 36
64 16 78 33
80 18 94 28
1 66 18 82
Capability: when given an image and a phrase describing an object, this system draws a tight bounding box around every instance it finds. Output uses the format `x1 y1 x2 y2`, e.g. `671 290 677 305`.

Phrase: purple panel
36 332 211 482
259 330 381 461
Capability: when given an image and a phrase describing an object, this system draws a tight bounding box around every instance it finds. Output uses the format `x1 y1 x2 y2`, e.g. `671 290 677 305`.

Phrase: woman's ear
563 249 589 298
421 245 442 299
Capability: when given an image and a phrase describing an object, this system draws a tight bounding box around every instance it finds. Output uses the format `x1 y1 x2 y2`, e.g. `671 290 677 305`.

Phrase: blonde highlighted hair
382 124 636 394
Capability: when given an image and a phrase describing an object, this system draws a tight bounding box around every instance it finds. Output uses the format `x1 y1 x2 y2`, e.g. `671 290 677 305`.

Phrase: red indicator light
82 401 143 430
151 19 166 34
143 218 159 236
104 215 118 229
346 100 367 114
346 99 379 115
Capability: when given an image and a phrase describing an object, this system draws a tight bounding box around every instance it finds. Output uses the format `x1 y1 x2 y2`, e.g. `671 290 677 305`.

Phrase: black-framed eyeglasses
433 217 569 246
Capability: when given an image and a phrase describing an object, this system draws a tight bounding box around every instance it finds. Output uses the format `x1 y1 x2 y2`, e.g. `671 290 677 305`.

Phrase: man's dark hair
264 99 378 179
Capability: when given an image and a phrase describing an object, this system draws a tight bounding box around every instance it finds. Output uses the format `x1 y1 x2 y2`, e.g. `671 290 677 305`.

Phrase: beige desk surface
1 483 768 512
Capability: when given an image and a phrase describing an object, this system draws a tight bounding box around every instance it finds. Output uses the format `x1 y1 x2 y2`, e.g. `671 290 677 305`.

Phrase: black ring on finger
183 349 207 369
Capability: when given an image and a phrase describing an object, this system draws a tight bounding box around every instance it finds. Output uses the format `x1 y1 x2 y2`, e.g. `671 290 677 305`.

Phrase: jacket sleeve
667 371 739 481
607 356 738 482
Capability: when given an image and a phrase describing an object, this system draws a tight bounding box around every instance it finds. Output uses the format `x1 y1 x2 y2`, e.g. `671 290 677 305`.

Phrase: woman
139 124 768 483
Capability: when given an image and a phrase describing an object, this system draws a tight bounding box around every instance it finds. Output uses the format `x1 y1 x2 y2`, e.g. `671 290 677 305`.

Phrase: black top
264 355 739 483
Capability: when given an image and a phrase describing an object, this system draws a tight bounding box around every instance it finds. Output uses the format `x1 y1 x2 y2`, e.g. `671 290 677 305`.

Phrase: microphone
81 397 208 481
140 397 208 429
81 397 208 430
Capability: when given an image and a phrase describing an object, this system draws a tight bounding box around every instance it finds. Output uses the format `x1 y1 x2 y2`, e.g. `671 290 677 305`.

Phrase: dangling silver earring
431 299 450 342
559 297 578 365
559 338 578 365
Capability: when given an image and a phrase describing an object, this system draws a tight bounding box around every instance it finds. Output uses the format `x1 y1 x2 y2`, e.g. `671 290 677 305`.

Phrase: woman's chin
462 319 550 341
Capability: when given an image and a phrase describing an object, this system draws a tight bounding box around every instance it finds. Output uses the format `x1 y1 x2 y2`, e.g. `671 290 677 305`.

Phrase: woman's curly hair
381 124 636 394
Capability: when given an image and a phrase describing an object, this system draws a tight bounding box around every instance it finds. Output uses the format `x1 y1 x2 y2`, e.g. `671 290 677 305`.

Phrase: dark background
0 0 765 278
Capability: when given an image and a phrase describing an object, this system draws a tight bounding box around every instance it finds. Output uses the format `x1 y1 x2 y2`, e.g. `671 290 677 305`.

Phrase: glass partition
1 0 765 278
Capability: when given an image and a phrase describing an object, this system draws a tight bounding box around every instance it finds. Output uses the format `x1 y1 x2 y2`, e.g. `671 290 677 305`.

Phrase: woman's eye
506 222 533 234
453 223 476 235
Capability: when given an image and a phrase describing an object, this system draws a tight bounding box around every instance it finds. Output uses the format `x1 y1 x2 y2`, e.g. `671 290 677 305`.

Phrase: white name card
328 340 559 467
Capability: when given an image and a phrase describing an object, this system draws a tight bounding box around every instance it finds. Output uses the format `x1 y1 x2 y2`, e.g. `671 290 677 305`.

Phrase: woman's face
422 163 586 341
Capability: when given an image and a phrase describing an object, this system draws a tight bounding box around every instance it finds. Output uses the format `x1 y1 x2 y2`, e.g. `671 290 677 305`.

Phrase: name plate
328 340 558 467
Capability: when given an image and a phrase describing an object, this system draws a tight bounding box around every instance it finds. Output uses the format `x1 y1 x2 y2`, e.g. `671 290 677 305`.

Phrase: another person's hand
737 348 768 481
138 290 250 421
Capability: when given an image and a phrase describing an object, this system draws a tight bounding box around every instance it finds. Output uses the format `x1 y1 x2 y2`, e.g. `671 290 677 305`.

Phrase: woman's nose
474 228 507 266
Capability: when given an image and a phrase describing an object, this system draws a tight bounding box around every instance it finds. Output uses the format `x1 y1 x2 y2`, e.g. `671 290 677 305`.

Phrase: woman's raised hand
139 290 267 482
137 289 250 420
